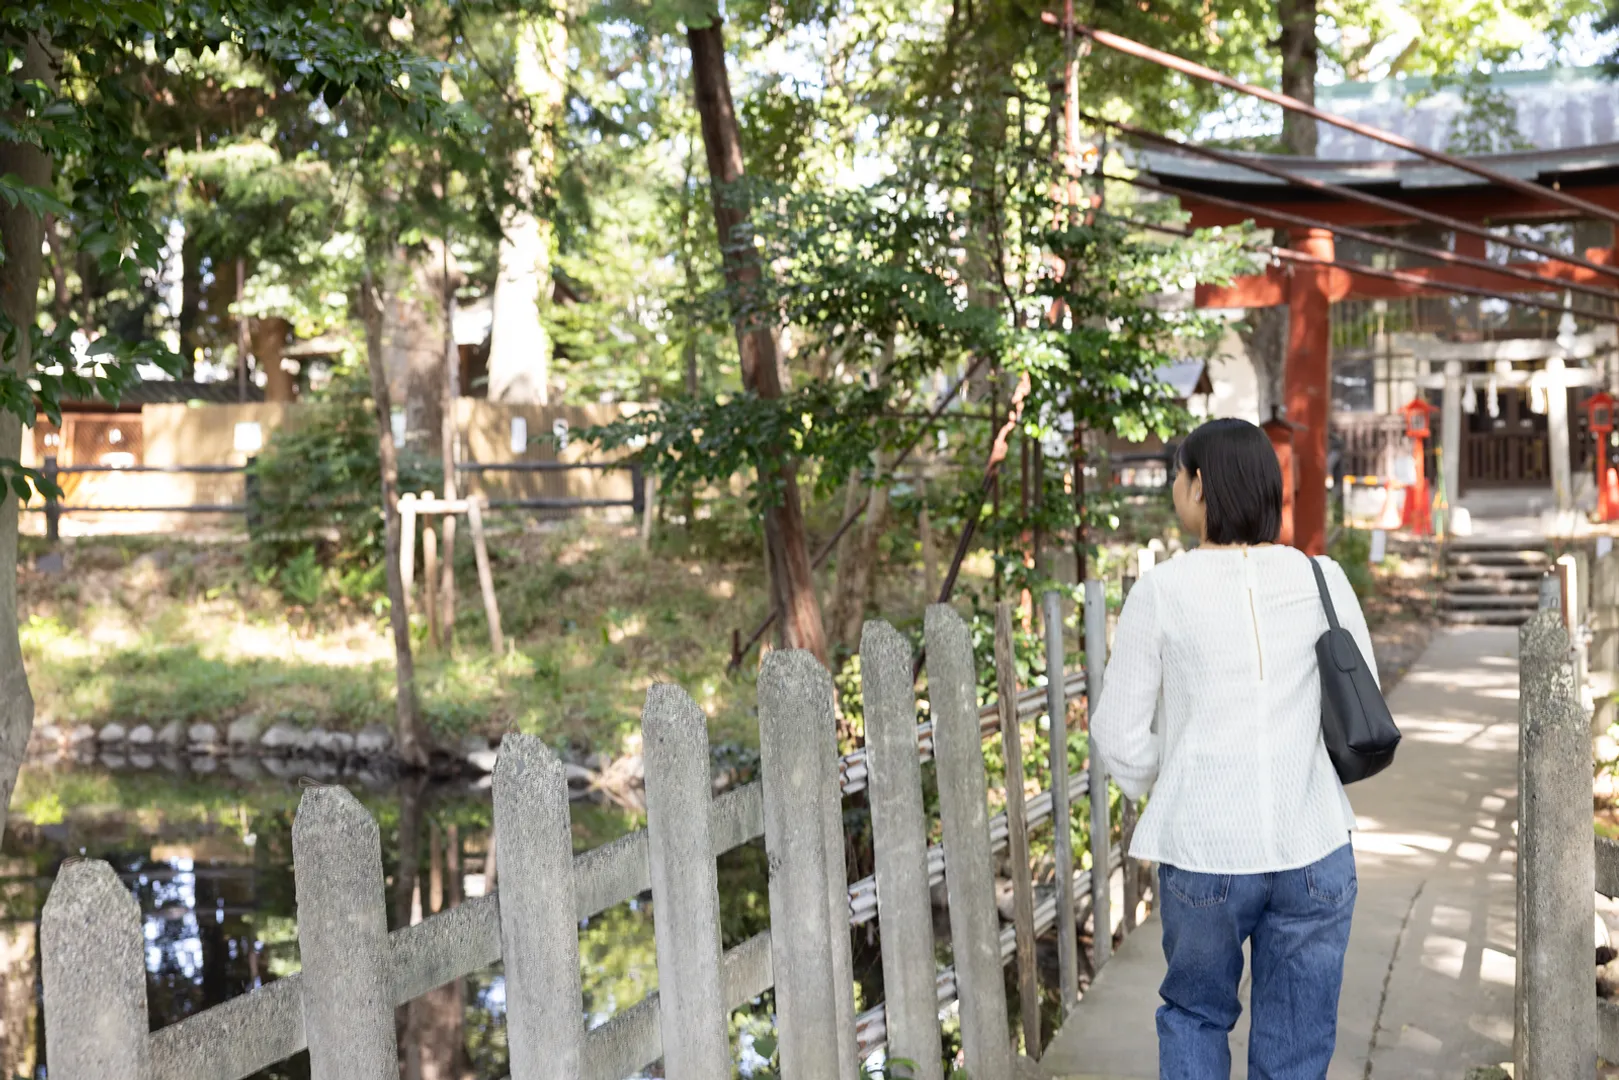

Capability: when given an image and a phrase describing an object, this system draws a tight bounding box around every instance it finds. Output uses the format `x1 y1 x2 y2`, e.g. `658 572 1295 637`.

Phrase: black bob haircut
1175 418 1282 545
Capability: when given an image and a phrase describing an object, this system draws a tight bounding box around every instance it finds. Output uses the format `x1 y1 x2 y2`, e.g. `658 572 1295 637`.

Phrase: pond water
0 758 779 1080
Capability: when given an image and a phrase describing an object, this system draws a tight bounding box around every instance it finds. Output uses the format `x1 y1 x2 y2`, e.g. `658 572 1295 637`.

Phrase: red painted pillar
1284 228 1334 555
1261 408 1297 547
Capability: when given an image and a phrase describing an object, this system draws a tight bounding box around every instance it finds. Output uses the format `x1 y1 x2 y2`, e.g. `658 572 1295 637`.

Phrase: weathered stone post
41 860 150 1080
494 734 584 1080
293 786 398 1080
861 620 945 1080
758 650 845 1080
1516 611 1597 1078
641 683 731 1080
925 604 1012 1080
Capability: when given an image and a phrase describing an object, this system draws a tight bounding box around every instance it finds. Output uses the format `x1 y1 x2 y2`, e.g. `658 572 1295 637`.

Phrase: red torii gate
1176 179 1619 554
1049 21 1619 554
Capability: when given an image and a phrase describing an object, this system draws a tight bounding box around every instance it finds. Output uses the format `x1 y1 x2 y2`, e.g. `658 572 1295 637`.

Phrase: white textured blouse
1090 546 1378 875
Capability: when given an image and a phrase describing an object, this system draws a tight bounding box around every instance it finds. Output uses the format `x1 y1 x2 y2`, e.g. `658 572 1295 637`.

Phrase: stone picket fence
1519 547 1619 1077
39 596 1157 1080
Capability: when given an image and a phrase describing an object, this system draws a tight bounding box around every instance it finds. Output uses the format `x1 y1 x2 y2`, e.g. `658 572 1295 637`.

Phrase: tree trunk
394 773 425 1079
179 224 202 378
235 259 250 402
410 822 466 1080
488 13 567 404
386 254 449 457
1240 305 1290 423
43 214 69 325
919 472 938 600
1278 0 1318 156
828 473 865 646
361 270 431 768
253 316 295 403
440 253 459 648
0 32 51 821
831 338 894 650
832 458 890 650
688 16 829 666
680 148 701 527
0 921 37 1080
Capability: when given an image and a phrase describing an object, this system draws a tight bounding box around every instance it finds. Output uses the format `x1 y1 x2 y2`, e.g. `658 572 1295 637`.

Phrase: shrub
1328 526 1375 601
248 373 440 598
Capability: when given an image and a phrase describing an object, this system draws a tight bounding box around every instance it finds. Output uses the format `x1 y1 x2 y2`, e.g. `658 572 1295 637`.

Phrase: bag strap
1307 553 1343 633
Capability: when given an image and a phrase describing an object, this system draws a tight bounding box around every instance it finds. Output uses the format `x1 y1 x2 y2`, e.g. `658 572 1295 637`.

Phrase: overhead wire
1106 170 1619 307
1085 113 1619 285
1062 20 1619 229
1105 212 1619 326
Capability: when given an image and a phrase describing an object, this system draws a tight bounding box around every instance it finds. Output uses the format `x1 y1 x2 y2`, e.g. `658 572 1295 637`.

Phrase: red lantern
1399 398 1439 535
1587 392 1617 522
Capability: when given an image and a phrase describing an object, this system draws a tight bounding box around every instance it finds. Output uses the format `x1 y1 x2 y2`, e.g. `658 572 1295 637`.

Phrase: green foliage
0 1 473 498
279 548 326 607
1329 526 1375 602
588 380 892 511
248 372 440 593
1324 0 1601 81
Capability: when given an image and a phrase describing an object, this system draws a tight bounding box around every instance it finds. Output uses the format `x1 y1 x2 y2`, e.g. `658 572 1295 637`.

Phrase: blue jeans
1156 842 1356 1080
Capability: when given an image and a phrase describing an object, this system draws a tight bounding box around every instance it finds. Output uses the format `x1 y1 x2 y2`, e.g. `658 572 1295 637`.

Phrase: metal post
44 454 59 544
996 603 1042 1057
640 470 656 553
243 455 261 536
1043 590 1080 1013
1084 578 1112 969
631 462 646 517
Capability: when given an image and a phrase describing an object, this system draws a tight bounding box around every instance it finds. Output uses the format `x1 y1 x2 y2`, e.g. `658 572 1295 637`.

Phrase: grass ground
18 520 790 756
18 509 1432 760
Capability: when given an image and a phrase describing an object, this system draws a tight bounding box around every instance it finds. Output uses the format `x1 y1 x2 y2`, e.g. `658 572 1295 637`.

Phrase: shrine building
1150 67 1619 553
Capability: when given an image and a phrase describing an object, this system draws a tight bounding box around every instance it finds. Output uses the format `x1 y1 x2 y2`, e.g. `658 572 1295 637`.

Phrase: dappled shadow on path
1039 628 1524 1080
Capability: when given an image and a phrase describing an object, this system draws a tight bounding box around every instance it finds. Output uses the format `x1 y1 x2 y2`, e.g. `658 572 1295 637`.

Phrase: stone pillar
1283 228 1334 555
1548 355 1574 511
1442 359 1463 510
1515 612 1599 1077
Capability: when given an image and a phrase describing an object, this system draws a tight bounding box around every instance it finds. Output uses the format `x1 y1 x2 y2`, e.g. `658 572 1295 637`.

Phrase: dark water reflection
0 760 774 1080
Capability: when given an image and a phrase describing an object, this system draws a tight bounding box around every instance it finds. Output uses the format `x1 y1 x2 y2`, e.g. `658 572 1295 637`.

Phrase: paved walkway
1041 627 1522 1079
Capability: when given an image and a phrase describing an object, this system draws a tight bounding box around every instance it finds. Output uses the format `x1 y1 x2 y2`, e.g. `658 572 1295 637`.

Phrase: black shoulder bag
1308 555 1400 784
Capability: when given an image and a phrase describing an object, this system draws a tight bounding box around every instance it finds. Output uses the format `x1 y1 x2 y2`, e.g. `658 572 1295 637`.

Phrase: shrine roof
1315 66 1619 160
1141 66 1619 198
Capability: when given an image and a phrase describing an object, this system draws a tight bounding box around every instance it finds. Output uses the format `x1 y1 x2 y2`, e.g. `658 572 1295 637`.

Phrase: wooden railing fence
40 587 1156 1080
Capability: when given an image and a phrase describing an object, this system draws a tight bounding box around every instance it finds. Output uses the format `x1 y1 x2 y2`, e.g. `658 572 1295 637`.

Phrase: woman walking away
1091 417 1377 1080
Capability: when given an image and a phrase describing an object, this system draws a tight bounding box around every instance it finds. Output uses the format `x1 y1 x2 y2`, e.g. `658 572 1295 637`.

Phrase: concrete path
1041 627 1521 1079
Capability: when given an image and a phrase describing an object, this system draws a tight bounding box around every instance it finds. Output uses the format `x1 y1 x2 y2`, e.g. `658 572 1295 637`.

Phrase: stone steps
1446 549 1550 568
1441 536 1549 626
1441 591 1540 610
1444 578 1543 595
1449 563 1545 581
1444 608 1544 626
